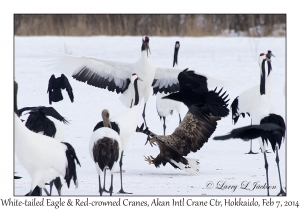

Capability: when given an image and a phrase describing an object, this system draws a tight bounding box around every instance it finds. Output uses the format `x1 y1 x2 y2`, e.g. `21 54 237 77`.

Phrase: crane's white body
14 114 68 191
89 127 122 174
119 51 155 108
251 95 271 152
156 92 181 117
156 41 182 121
52 121 65 142
233 55 273 118
110 105 139 150
251 53 279 152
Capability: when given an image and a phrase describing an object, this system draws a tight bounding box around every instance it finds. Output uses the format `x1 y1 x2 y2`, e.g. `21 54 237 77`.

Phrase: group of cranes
14 112 81 196
91 73 142 195
46 37 228 195
15 36 286 197
215 51 286 196
14 83 81 196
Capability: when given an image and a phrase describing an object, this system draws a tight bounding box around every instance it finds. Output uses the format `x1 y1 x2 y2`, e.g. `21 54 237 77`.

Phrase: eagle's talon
144 155 154 164
149 141 154 147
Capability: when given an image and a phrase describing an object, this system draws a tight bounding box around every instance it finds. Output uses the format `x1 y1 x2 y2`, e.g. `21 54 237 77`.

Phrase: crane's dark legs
50 177 62 196
263 151 270 196
98 175 103 196
43 188 50 196
142 103 147 127
163 117 166 136
275 146 286 196
246 119 258 154
246 139 258 154
118 151 125 193
49 180 54 195
143 103 151 142
102 169 109 192
130 99 133 108
109 174 113 196
118 151 132 194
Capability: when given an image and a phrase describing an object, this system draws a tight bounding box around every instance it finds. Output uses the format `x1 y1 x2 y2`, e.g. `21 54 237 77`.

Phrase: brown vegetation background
14 14 286 37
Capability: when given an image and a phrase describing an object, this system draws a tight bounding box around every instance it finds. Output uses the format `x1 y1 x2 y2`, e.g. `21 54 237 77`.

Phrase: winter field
12 36 289 199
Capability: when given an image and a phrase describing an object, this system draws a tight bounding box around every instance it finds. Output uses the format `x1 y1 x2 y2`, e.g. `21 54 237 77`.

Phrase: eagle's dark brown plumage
136 69 230 173
150 113 220 172
138 109 223 173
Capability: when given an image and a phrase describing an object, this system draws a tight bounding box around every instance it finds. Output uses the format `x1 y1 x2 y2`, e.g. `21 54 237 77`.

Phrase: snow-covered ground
14 36 286 197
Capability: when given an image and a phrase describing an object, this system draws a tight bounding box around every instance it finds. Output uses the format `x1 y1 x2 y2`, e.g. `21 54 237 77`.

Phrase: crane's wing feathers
152 66 182 94
25 112 57 137
18 106 37 117
230 85 260 124
19 106 69 125
61 74 74 102
42 107 69 124
213 123 284 142
48 53 133 93
260 114 286 151
93 121 120 134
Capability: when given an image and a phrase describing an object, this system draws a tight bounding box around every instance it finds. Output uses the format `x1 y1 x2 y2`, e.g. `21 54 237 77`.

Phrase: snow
14 36 286 197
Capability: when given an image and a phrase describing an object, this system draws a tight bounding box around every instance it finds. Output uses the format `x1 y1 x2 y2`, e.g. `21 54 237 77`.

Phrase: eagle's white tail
170 158 200 174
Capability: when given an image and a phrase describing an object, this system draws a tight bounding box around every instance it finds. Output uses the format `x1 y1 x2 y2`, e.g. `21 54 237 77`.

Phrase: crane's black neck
141 39 149 52
173 45 179 67
260 59 267 95
141 43 146 52
133 78 139 106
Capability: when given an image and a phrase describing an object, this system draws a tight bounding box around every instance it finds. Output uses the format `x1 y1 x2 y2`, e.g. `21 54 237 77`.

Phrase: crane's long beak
266 52 275 61
138 77 143 81
268 53 275 60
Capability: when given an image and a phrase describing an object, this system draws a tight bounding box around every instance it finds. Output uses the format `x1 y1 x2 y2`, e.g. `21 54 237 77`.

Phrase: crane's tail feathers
75 179 79 189
213 134 235 141
213 123 284 144
61 142 81 188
